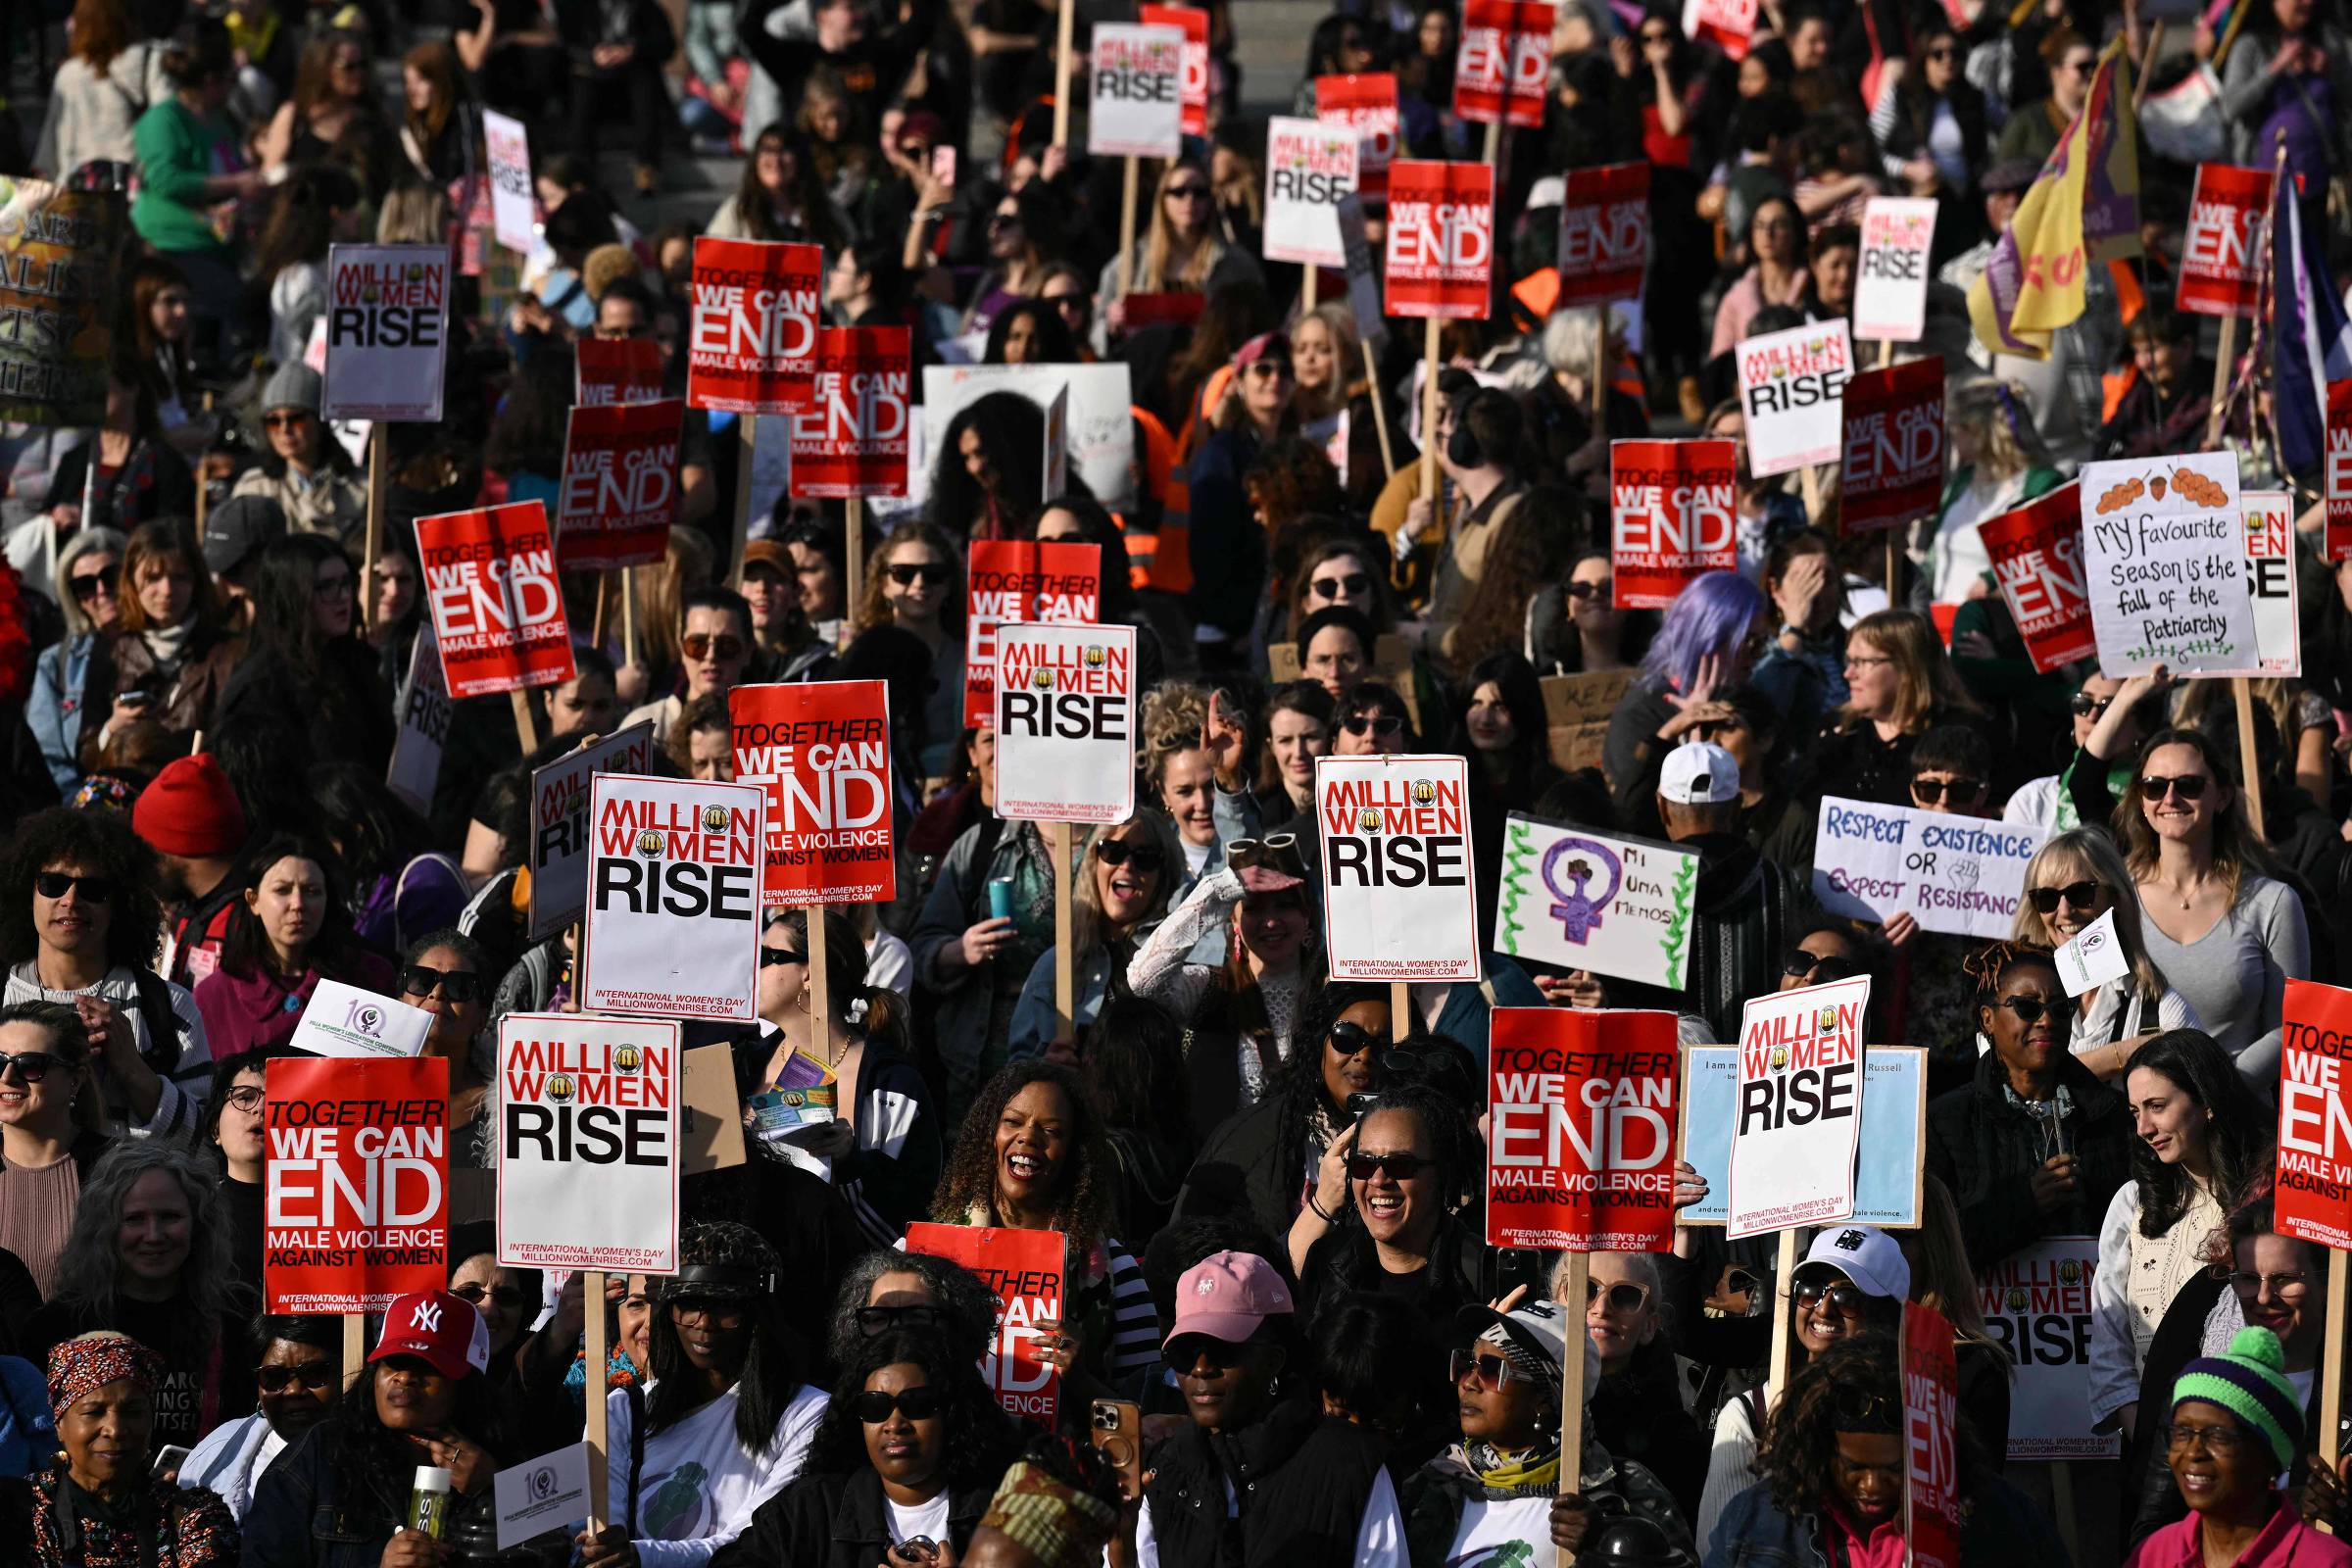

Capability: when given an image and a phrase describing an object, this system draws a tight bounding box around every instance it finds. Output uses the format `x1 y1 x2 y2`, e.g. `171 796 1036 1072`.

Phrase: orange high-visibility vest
1117 405 1193 594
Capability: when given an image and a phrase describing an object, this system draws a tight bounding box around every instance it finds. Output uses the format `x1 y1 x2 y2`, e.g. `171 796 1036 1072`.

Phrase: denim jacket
1702 1475 2068 1568
28 633 95 793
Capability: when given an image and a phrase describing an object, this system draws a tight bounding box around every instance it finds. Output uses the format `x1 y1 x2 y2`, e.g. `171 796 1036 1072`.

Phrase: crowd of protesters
5 0 2352 1562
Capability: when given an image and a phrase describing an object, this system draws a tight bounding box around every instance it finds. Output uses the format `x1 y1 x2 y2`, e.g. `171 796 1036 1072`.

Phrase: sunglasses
1165 183 1213 200
34 872 114 903
1993 995 2055 1026
1341 713 1405 738
855 1303 944 1335
2140 773 2209 802
1095 838 1166 872
1781 948 1833 978
1793 1279 1872 1316
1165 1334 1254 1371
760 947 808 967
682 632 746 661
886 563 951 586
69 571 115 601
852 1386 945 1423
0 1052 65 1085
450 1284 531 1308
1328 1020 1390 1055
264 412 314 430
1309 572 1371 600
1923 45 1957 58
1347 1151 1431 1181
1587 1278 1651 1313
1449 1348 1526 1390
1721 1266 1761 1297
1245 360 1294 379
1046 292 1087 314
1564 579 1612 601
400 964 480 1004
223 1085 265 1112
2068 693 2115 719
1225 833 1298 869
254 1362 336 1393
2028 881 2103 914
1909 776 1983 806
988 213 1022 229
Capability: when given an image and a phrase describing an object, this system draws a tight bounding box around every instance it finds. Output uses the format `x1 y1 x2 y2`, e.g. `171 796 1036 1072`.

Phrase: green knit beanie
2172 1326 2304 1475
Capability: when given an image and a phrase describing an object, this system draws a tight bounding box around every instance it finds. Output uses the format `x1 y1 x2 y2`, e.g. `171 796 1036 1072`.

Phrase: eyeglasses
1309 572 1371 600
2140 773 2210 802
886 563 951 587
2028 881 2103 914
1565 579 1612 601
33 872 114 903
1225 833 1298 870
223 1085 266 1112
314 573 355 600
254 1362 336 1393
400 964 480 1004
2164 1421 2249 1453
1245 360 1293 380
1793 1279 1872 1316
0 1052 65 1085
1165 183 1213 201
451 1283 531 1308
1347 1151 1432 1181
1923 45 1957 59
1328 1020 1390 1055
1046 292 1087 314
264 413 314 430
2228 1270 2311 1298
1165 1334 1253 1371
1842 654 1895 670
1910 776 1984 806
681 632 746 661
988 213 1022 230
1587 1278 1652 1314
1095 838 1166 872
2069 693 2116 719
1992 996 2054 1026
1341 713 1405 738
851 1386 945 1423
69 571 115 601
855 1303 944 1335
759 946 807 967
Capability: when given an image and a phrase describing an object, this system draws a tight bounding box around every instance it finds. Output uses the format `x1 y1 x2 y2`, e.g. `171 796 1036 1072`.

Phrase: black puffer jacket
1926 1048 2134 1270
1145 1397 1391 1568
713 1464 1001 1568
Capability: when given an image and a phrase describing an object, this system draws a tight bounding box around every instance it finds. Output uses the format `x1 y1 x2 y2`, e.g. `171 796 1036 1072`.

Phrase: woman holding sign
1005 813 1185 1060
2012 828 2203 1075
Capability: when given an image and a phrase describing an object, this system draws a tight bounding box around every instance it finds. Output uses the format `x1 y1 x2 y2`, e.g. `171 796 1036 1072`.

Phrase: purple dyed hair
1639 570 1769 694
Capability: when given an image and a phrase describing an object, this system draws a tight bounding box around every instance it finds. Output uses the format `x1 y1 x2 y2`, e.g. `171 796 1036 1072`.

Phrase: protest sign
1486 1007 1679 1250
1263 118 1358 268
387 631 450 815
2207 492 2301 678
1089 24 1186 158
1315 74 1397 201
1609 439 1737 608
1979 484 2094 673
1384 162 1494 319
1314 754 1483 981
264 1055 448 1313
1853 198 1938 343
920 364 1137 512
687 237 822 413
1680 1047 1924 1228
1453 0 1553 126
964 540 1102 727
581 774 765 1021
1736 318 1853 477
414 502 575 699
1811 796 2045 940
1336 195 1388 352
2179 165 2273 318
906 1223 1065 1424
1555 164 1650 308
0 176 126 428
287 981 433 1060
1838 358 1943 534
1683 0 1756 58
1902 1300 1963 1568
494 1445 590 1552
1494 813 1700 990
729 680 897 906
788 327 910 498
576 338 664 406
681 1044 749 1177
1977 1237 2113 1459
481 111 535 255
496 1013 680 1272
2081 451 2257 673
1139 4 1209 135
993 623 1137 824
322 245 449 421
558 399 680 571
526 722 658 941
1541 669 1639 772
2055 908 2131 998
2278 979 2352 1250
2328 380 2352 563
1726 976 1869 1240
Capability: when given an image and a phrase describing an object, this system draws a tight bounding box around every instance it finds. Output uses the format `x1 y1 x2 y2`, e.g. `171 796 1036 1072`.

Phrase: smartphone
930 144 956 191
1090 1399 1143 1500
1491 1248 1544 1301
152 1444 190 1479
1345 1091 1381 1122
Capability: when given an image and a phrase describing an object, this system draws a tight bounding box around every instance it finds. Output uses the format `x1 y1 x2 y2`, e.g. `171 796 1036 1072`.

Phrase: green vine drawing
1498 820 1535 949
1658 853 1697 981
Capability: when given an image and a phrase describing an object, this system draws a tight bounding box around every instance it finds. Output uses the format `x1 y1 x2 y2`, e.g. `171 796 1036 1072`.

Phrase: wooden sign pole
1051 823 1075 1035
2323 1249 2347 1475
1555 1250 1591 1566
620 566 640 670
362 427 388 638
1763 1227 1800 1404
1363 342 1397 477
342 1312 364 1392
1418 318 1443 525
846 498 866 641
2232 678 2268 839
1054 0 1075 146
808 906 833 1067
1121 157 1142 298
584 1271 610 1531
510 689 541 756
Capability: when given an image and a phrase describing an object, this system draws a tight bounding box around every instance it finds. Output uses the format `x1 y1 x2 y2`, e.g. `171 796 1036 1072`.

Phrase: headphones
1446 391 1485 468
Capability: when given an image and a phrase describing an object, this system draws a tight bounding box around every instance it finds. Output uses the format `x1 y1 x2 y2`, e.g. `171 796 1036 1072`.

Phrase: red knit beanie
131 755 248 858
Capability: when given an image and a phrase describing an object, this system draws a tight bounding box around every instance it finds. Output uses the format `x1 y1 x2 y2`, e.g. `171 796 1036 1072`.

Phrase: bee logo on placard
1769 1046 1788 1070
1032 667 1054 690
2006 1286 2029 1311
1817 1006 1838 1033
2058 1258 2082 1286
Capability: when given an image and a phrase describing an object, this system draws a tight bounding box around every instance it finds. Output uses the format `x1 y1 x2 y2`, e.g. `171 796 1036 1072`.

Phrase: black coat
712 1465 1000 1568
1145 1398 1391 1568
242 1420 500 1568
1926 1048 2134 1270
1173 1095 1307 1244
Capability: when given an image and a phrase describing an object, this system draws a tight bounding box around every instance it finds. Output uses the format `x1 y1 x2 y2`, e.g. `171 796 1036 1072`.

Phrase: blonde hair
1831 610 1981 735
1139 160 1228 293
1293 304 1364 421
376 183 450 244
1140 682 1213 795
1071 814 1186 953
2009 827 2173 1004
634 527 717 678
1948 380 2050 484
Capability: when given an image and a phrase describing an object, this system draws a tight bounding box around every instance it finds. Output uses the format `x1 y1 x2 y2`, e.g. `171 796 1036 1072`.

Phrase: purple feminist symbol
1540 837 1623 944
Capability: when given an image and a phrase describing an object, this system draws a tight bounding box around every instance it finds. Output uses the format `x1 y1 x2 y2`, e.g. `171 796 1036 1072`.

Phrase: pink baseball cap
1165 1250 1295 1346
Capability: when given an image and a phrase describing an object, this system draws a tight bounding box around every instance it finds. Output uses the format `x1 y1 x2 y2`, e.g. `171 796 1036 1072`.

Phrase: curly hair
931 1062 1117 1260
1245 438 1345 554
1447 485 1580 677
1139 682 1214 796
1 808 164 973
1756 1334 1904 1517
1961 940 2057 1003
856 522 966 637
48 1143 248 1374
798 1327 1022 1486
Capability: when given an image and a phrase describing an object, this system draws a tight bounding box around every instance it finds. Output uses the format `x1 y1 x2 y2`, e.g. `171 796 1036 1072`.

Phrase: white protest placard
1976 1236 2114 1459
322 244 450 421
496 1012 680 1272
1735 318 1852 477
1313 754 1483 982
481 110 535 255
386 630 450 815
920 365 1137 512
286 980 433 1060
581 774 765 1021
1088 24 1186 159
527 722 658 942
1811 795 2045 940
1727 975 1870 1240
2055 908 2131 998
494 1444 591 1551
993 623 1137 824
1263 117 1357 269
2081 452 2257 674
2208 490 2301 677
1853 197 1937 344
1493 814 1701 990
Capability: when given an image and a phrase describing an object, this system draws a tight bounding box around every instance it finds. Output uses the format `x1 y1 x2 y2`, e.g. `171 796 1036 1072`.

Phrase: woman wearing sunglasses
1286 539 1397 647
1289 1080 1485 1323
824 1250 1003 1374
853 525 965 774
193 835 390 1057
390 929 494 1155
1527 549 1656 679
229 363 367 544
2011 828 2200 1080
178 1314 340 1519
716 1328 1019 1568
1333 682 1416 757
27 525 126 795
1007 813 1184 1062
2115 728 2310 1079
1567 1252 1708 1523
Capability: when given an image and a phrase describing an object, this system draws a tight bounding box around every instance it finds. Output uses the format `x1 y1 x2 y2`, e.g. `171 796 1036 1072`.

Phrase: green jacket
132 98 236 255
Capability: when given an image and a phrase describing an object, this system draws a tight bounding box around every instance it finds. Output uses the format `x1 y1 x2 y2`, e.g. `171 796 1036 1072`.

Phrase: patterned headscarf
978 1459 1120 1568
47 1333 164 1423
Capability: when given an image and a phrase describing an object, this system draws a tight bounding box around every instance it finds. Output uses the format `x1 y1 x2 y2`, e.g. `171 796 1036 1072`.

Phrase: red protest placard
788 328 910 499
2328 379 2352 563
686 236 822 413
1140 3 1209 136
905 1222 1065 1426
2278 979 2352 1250
1316 74 1397 201
559 398 681 570
964 539 1102 727
1452 0 1554 127
1979 483 2093 673
1384 162 1494 319
264 1055 449 1313
1487 1007 1678 1251
729 680 898 906
1555 163 1650 308
1121 292 1208 330
576 338 664 406
415 501 577 699
2179 165 2274 318
1839 359 1944 534
1902 1301 1963 1568
1683 0 1757 59
1610 439 1737 609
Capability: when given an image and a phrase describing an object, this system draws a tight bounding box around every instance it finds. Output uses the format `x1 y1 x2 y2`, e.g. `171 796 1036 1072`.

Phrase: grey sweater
2136 874 2308 1080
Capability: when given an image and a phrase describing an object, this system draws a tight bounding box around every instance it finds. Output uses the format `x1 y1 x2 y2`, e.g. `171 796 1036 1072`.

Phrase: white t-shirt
1134 1464 1405 1567
888 1493 954 1548
1444 1494 1555 1568
607 1380 830 1566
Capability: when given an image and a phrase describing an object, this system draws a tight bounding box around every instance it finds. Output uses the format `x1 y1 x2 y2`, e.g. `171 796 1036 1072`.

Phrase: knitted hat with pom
2173 1325 2304 1474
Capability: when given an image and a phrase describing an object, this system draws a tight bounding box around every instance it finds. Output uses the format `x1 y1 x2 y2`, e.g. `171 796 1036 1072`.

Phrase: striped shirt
4 961 211 1143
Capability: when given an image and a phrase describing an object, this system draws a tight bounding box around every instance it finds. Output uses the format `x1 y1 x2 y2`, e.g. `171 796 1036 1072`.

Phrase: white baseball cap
1794 1225 1911 1302
1658 742 1740 806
